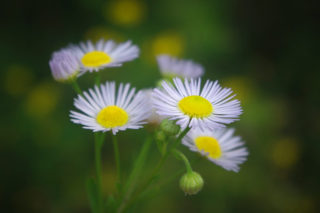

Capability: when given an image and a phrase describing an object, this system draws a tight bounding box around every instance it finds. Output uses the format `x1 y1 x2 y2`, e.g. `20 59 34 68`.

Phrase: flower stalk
171 149 193 174
71 80 82 94
94 132 105 213
112 134 121 190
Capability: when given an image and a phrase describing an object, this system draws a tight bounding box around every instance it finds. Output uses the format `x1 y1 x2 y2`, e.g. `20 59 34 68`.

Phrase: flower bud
179 171 204 195
49 48 80 83
160 119 180 136
156 131 167 142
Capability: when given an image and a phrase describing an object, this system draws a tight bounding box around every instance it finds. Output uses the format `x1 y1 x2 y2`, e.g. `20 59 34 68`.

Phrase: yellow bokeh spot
152 32 184 57
96 105 129 128
223 76 255 105
272 138 300 169
81 51 112 68
195 136 222 159
178 96 213 118
106 0 146 26
4 65 34 96
26 83 59 118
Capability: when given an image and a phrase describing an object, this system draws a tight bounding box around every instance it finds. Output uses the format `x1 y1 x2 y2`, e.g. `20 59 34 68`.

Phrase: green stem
117 136 153 213
123 155 202 212
112 134 121 185
171 149 193 174
71 80 82 94
95 72 101 86
94 132 105 213
173 125 191 148
131 168 185 206
159 168 184 187
124 125 191 210
153 154 201 193
146 125 191 187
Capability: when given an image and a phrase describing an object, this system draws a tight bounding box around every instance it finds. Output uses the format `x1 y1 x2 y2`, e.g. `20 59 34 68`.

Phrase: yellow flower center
81 51 112 68
178 95 213 118
195 136 222 159
96 105 129 128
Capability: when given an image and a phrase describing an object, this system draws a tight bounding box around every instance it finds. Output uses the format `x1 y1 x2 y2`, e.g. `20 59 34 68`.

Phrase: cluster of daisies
50 39 248 173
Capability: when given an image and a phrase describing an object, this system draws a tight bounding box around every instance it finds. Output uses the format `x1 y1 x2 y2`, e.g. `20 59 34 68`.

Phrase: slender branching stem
94 132 105 213
71 80 82 94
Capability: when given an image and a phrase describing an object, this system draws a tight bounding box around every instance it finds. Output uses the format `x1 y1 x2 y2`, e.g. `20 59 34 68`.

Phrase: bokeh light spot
106 0 146 26
151 32 184 57
272 138 300 169
4 65 34 96
25 82 59 118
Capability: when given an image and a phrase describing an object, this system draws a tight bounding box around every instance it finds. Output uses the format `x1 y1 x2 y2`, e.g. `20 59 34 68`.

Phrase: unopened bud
160 119 180 136
179 171 204 195
155 131 166 142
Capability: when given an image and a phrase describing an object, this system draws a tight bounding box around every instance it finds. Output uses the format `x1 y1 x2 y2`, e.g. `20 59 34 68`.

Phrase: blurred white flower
72 39 139 73
49 48 80 82
157 54 204 79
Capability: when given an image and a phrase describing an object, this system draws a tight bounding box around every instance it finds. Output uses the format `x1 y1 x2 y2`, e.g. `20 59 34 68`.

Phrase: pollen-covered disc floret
49 48 80 82
70 81 150 134
157 54 204 79
183 128 248 172
152 78 242 130
71 39 140 73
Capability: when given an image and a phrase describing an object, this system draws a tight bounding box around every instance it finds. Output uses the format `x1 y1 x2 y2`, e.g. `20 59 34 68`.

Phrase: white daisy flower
152 78 242 130
49 47 80 82
71 39 140 73
183 128 248 172
70 81 150 134
157 54 204 79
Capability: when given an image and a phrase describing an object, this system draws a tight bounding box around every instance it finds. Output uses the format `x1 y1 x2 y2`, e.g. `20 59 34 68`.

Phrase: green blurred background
1 0 319 212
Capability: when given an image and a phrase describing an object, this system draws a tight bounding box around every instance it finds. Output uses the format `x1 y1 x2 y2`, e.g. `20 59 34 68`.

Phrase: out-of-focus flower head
71 39 140 73
49 48 81 82
157 54 204 79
